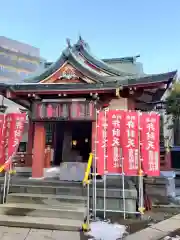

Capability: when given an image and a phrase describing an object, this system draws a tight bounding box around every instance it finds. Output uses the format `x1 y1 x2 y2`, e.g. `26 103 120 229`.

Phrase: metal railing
82 152 93 230
0 161 16 204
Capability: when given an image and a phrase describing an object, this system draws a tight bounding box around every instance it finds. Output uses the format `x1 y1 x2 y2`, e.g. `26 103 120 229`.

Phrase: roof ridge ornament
78 34 82 41
78 35 84 46
66 38 71 48
78 35 90 51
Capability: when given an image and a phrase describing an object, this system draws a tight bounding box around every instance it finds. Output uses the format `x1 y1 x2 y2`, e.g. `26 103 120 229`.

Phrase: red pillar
27 119 34 154
26 119 34 166
32 122 45 178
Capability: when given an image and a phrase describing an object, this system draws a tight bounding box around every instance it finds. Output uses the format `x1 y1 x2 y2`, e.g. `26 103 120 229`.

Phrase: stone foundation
89 175 137 214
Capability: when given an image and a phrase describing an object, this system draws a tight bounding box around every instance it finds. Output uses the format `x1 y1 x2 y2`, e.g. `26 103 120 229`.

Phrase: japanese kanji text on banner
97 111 106 175
140 113 160 176
3 113 26 170
123 111 139 176
107 110 124 174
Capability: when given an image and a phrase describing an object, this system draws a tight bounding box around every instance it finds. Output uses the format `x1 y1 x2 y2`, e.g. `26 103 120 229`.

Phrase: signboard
95 109 161 177
140 113 160 176
97 111 107 175
3 113 26 170
32 101 95 121
0 115 5 165
122 111 139 176
107 110 124 174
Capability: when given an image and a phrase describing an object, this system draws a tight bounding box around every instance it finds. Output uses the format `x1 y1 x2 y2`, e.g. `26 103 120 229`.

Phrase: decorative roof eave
6 82 120 93
103 70 177 87
102 55 140 64
133 71 177 111
23 48 110 84
74 39 136 77
0 70 176 95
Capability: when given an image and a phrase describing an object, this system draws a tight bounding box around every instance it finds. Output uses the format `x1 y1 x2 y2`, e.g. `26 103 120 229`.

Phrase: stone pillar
32 122 45 178
109 98 128 110
164 114 173 170
109 97 135 111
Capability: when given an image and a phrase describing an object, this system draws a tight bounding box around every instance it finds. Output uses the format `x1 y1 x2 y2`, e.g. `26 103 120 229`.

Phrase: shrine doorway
53 121 92 166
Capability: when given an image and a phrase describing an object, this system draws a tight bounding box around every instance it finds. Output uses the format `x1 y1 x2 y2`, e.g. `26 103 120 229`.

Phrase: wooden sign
31 101 95 121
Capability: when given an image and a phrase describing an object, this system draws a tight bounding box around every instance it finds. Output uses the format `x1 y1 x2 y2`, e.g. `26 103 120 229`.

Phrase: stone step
0 214 82 231
0 203 85 220
9 184 86 196
0 175 133 188
4 177 83 187
9 184 136 199
7 193 86 205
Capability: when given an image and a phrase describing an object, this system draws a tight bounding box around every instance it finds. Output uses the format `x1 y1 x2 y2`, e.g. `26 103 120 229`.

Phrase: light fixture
72 140 77 146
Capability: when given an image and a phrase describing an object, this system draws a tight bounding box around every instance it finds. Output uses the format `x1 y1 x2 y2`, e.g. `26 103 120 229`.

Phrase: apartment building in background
0 36 43 82
0 37 44 145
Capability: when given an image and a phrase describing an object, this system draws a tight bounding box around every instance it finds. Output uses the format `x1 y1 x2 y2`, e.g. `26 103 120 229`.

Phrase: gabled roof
23 37 138 84
23 47 116 84
73 37 135 76
21 37 177 93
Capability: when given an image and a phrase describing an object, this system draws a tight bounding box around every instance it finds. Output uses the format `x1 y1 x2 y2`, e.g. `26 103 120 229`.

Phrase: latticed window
45 123 54 145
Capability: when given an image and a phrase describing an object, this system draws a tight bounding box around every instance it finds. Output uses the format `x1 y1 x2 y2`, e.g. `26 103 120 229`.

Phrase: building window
19 71 29 78
18 142 27 152
45 123 54 145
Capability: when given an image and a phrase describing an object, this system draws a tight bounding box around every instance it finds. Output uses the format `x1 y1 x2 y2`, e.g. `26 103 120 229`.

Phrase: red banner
0 115 6 165
97 111 107 175
3 113 26 170
107 110 124 174
140 113 160 176
123 111 139 176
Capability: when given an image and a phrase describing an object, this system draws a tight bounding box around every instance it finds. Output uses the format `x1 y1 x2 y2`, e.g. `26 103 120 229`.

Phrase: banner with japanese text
3 113 26 170
0 114 6 165
122 111 139 176
140 113 160 176
107 110 124 174
97 111 107 175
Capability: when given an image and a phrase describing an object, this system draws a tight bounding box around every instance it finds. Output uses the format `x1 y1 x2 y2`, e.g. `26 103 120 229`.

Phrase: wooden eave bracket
5 89 16 99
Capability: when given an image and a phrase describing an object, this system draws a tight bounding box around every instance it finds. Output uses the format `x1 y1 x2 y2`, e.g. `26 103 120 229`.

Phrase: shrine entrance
53 121 92 166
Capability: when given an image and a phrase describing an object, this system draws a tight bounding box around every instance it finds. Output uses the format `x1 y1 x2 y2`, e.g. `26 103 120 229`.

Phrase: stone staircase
0 178 87 230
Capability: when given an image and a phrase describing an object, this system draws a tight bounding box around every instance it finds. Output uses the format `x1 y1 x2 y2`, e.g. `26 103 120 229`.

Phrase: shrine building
0 37 177 179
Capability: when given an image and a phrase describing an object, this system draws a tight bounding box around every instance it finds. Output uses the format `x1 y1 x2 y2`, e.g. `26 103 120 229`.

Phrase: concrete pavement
0 226 81 240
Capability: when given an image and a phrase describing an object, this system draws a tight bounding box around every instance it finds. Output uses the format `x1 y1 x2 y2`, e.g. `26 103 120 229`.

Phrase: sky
0 0 179 74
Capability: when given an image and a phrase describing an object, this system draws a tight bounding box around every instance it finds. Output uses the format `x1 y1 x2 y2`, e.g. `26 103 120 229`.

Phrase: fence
83 107 160 228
